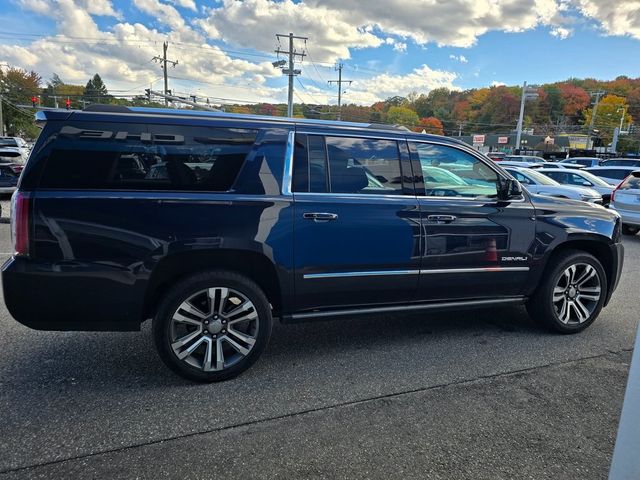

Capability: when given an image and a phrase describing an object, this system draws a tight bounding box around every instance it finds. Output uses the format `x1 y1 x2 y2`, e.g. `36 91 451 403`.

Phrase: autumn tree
42 74 84 108
386 106 418 128
558 83 590 118
416 117 444 135
583 95 633 144
0 67 41 137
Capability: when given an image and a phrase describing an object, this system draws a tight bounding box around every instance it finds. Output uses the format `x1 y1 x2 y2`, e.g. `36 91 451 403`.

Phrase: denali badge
501 256 528 262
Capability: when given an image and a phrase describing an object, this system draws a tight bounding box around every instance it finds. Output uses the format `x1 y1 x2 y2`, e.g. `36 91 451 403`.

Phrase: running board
282 297 526 323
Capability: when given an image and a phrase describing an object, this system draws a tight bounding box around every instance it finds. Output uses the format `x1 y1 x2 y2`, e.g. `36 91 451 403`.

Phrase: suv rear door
408 140 535 301
291 131 420 312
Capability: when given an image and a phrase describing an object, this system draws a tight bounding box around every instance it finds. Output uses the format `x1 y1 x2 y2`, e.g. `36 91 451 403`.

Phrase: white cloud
491 81 506 86
449 54 468 63
573 0 640 40
349 64 458 103
550 26 572 38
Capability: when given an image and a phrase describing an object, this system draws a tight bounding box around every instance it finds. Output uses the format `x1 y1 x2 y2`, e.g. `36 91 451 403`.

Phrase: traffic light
65 98 71 110
31 96 38 107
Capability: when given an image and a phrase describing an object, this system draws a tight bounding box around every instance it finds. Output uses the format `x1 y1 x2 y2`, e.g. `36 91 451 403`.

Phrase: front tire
153 270 272 382
526 250 607 334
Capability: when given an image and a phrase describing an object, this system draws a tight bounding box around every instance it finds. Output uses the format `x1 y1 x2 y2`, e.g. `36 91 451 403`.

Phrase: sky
0 0 639 107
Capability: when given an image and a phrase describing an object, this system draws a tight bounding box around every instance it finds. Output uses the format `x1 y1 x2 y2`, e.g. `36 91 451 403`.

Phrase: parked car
486 152 506 161
503 167 603 203
600 158 640 168
2 106 624 382
0 164 19 194
539 162 585 170
560 157 601 168
537 168 615 205
0 136 29 163
610 172 640 235
499 161 544 169
584 166 640 186
504 155 546 164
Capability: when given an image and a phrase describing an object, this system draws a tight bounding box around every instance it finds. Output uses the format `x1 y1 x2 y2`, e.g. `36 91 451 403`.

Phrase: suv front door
291 132 421 312
408 141 535 301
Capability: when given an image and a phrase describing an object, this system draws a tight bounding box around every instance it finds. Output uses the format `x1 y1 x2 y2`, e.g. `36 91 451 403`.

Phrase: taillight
611 178 626 203
11 191 30 256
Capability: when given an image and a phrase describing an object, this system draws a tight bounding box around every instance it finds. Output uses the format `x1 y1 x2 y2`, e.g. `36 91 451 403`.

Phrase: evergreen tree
83 73 109 103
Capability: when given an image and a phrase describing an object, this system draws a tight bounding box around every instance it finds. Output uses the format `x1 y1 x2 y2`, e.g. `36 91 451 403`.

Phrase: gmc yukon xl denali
2 106 625 382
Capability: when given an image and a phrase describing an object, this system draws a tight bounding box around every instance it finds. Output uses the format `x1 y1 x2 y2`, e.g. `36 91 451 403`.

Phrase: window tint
412 143 498 197
599 169 632 180
545 171 566 183
38 123 258 191
325 136 403 194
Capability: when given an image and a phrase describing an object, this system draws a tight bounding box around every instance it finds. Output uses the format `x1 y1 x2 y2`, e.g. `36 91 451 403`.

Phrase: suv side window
325 136 403 194
38 122 258 191
293 135 404 195
410 142 498 198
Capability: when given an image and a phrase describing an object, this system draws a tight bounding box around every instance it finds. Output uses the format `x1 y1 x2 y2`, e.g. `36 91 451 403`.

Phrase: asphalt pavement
0 223 638 479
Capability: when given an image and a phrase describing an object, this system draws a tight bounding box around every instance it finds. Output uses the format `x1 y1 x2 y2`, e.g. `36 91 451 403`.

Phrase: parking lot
0 222 638 479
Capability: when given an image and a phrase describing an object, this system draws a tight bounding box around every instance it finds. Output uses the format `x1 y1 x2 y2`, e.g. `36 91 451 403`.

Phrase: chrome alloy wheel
170 287 259 371
552 263 602 325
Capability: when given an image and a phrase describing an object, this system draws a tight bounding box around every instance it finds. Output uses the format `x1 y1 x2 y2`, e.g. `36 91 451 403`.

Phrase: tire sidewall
153 271 272 382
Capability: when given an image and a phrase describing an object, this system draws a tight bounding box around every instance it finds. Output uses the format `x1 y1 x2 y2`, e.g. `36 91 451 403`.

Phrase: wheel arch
142 249 285 322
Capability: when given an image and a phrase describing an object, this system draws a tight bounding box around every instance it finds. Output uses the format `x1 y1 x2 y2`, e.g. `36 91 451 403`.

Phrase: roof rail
83 104 132 113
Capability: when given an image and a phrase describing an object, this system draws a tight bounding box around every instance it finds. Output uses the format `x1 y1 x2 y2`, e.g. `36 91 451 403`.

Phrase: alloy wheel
552 263 601 325
170 287 259 371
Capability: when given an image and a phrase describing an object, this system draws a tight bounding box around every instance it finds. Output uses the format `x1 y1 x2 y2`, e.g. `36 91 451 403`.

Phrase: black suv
2 106 625 382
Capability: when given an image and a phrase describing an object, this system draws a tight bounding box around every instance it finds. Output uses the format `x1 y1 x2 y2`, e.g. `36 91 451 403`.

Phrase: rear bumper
605 242 624 306
2 256 143 331
610 206 640 227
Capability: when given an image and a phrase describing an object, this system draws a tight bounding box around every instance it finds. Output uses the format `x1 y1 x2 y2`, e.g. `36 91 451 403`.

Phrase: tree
83 73 110 104
0 67 41 137
558 83 590 117
583 95 633 145
386 106 418 128
42 74 84 108
415 117 444 135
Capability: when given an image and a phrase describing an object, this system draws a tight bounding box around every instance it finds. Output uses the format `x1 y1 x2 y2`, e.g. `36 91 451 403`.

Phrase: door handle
303 212 338 222
427 214 457 223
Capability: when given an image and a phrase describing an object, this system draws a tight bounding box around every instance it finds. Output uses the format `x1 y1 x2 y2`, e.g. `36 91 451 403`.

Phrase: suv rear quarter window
37 122 258 192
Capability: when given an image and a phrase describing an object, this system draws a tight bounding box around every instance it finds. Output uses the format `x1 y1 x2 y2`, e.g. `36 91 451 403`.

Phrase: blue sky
0 0 638 105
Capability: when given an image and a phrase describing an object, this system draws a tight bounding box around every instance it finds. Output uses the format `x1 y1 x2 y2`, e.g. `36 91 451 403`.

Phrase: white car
537 168 615 205
504 167 603 204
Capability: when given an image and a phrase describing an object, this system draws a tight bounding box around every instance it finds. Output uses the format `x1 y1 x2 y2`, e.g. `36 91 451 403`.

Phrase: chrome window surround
283 130 526 203
303 266 529 279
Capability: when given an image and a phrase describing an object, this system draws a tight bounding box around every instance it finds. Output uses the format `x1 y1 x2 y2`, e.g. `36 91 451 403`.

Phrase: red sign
498 136 509 144
472 135 485 145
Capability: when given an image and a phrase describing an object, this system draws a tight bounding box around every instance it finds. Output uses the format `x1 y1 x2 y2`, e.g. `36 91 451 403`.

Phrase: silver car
560 157 601 168
610 172 640 235
537 168 615 205
503 167 603 203
584 166 640 186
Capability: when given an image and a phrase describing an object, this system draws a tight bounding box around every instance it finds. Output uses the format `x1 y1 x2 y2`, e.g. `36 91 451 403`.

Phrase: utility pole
586 91 605 150
515 81 538 151
152 42 178 107
458 122 463 137
618 106 627 133
328 63 352 121
0 94 4 136
275 33 307 117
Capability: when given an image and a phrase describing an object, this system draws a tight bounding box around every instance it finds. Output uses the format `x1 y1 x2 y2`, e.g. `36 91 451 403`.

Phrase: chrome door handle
303 212 338 222
427 214 457 223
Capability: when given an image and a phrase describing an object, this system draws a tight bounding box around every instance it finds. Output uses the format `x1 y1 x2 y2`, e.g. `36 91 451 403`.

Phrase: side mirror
582 181 593 187
497 177 523 200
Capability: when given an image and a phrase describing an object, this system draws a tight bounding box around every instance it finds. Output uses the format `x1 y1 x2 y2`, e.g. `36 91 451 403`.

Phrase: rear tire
622 225 639 236
526 250 607 334
153 270 272 382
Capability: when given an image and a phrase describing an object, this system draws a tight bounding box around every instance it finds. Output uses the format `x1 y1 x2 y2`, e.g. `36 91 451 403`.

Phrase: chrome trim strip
281 130 295 196
287 297 525 321
420 266 530 274
303 266 529 279
304 270 419 279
